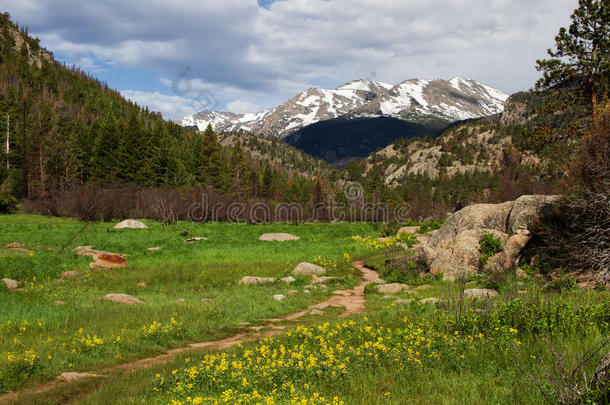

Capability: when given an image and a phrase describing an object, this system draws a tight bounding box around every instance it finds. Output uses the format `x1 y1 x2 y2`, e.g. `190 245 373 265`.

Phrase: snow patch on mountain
179 77 509 138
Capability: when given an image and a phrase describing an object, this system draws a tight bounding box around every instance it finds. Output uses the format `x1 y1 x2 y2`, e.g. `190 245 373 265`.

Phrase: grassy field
1 215 608 404
0 215 386 394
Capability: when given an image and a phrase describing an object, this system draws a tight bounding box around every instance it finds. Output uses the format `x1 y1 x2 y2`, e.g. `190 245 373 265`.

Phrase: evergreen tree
536 0 609 106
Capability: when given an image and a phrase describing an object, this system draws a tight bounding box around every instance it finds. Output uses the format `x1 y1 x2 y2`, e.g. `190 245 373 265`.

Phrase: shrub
479 233 503 269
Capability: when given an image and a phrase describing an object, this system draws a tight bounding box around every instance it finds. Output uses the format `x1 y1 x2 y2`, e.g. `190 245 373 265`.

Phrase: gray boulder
375 283 409 294
463 288 499 299
113 219 148 229
239 276 277 285
259 233 300 241
102 294 143 304
291 262 326 276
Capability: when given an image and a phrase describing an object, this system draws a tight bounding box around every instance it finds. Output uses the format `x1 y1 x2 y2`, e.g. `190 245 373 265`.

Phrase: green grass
0 215 383 393
1 215 608 404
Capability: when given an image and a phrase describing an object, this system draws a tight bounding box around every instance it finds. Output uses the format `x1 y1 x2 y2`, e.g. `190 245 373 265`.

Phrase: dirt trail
0 260 377 403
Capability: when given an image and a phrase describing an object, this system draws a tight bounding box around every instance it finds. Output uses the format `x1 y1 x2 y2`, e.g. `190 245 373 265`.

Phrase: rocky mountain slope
180 78 509 139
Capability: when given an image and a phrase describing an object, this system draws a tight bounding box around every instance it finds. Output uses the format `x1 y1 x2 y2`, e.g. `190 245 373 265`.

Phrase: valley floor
0 216 608 404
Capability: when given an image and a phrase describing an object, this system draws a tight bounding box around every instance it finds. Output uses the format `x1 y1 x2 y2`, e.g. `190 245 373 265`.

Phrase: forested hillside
0 13 325 217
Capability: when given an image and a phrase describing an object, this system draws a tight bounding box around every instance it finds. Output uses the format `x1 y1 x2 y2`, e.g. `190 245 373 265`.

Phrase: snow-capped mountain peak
179 77 508 138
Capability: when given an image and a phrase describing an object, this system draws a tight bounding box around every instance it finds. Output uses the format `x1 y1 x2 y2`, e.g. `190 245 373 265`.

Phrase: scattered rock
394 299 414 304
2 278 19 291
280 276 296 284
372 278 386 284
136 282 147 287
414 284 433 290
175 298 186 303
375 283 410 294
5 242 24 249
303 290 311 294
90 254 128 270
463 288 499 299
291 262 327 276
185 237 207 243
397 226 420 235
146 247 162 252
287 290 299 296
73 246 116 257
239 276 277 285
60 270 81 279
310 309 324 315
58 372 106 382
272 294 286 301
259 233 300 241
420 297 441 304
113 219 148 230
102 294 143 305
53 300 67 305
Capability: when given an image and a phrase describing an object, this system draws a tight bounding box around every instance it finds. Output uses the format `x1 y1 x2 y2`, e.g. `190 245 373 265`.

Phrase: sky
2 0 577 120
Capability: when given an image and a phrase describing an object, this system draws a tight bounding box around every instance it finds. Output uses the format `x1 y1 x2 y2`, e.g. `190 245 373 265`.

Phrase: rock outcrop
102 294 143 304
423 195 559 280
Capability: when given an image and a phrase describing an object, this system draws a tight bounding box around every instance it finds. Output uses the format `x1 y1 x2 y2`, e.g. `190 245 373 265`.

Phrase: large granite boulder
423 195 559 280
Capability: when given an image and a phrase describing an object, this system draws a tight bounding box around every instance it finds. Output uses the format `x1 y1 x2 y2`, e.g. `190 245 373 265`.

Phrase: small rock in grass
136 282 147 287
375 283 409 294
185 237 207 243
287 290 298 296
280 276 296 284
60 270 81 279
201 298 213 302
147 247 162 252
463 288 499 299
413 284 433 290
239 276 277 285
259 233 300 241
113 219 148 230
419 297 441 304
5 242 24 249
382 295 398 300
310 309 324 315
272 294 286 301
90 254 128 270
102 294 143 305
53 300 67 305
394 298 414 304
291 262 326 276
397 226 420 236
238 321 250 326
175 298 186 303
303 290 311 294
2 278 19 291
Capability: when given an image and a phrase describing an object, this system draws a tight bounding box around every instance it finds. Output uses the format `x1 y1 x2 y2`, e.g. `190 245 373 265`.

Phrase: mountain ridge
180 77 509 139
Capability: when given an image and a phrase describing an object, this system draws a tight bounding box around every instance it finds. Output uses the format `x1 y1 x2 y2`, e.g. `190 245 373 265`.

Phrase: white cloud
119 90 200 120
226 99 261 113
4 0 577 119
